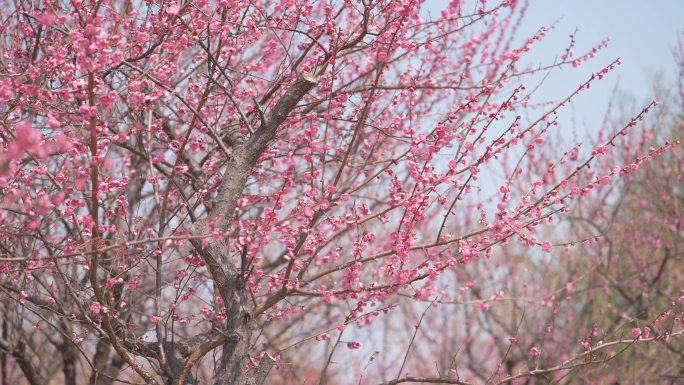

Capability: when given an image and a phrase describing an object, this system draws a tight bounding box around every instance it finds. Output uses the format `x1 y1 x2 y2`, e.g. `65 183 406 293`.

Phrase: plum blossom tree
359 36 684 385
0 1 681 385
552 41 684 383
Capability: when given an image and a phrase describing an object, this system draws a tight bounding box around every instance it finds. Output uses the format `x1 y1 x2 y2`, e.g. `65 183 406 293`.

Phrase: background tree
355 33 684 385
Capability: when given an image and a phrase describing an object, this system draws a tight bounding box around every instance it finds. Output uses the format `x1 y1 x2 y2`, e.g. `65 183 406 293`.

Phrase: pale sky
509 0 683 134
522 0 684 132
424 0 684 137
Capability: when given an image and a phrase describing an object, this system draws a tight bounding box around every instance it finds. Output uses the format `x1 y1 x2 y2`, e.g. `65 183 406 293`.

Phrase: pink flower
36 12 56 26
200 307 214 320
166 3 180 16
347 342 362 349
89 301 102 314
150 315 163 324
11 121 43 157
642 327 651 339
530 347 540 357
0 78 12 102
541 241 553 253
509 337 518 344
72 333 84 345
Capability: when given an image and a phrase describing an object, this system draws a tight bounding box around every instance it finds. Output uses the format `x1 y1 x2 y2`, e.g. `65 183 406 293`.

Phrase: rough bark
61 336 78 385
0 337 42 385
89 339 112 385
173 72 318 385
